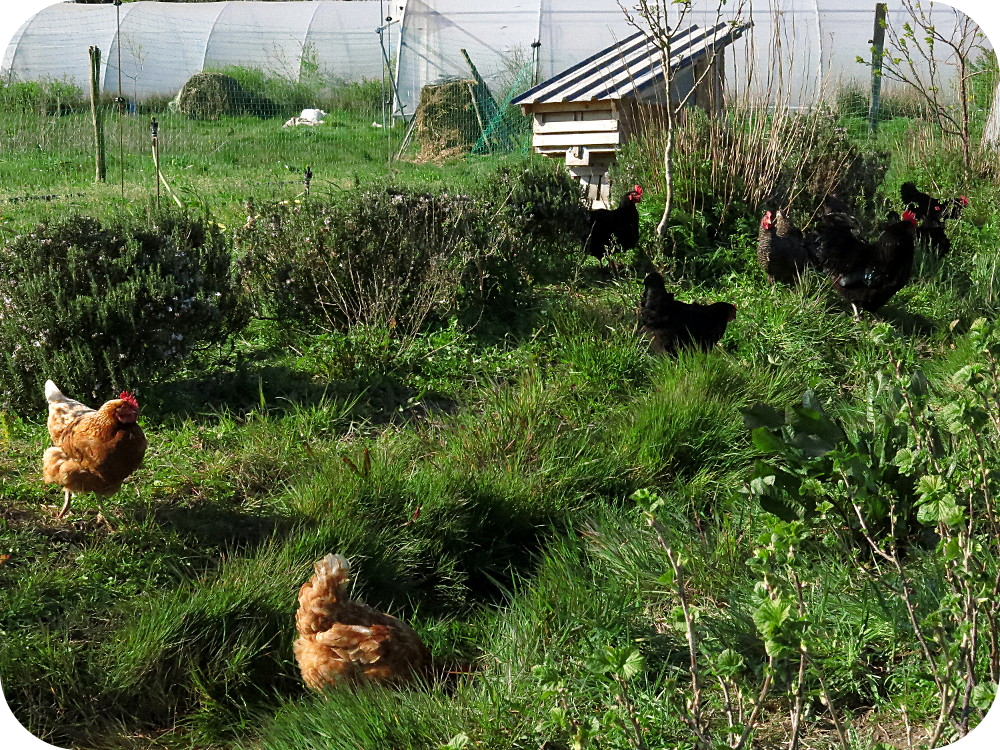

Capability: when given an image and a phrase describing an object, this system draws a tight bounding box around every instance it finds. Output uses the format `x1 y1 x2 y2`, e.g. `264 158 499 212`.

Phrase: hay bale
175 72 276 120
413 79 482 162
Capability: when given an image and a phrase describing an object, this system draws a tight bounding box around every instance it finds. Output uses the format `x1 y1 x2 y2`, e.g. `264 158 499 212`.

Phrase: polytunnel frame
389 0 988 121
4 1 400 107
2 3 125 89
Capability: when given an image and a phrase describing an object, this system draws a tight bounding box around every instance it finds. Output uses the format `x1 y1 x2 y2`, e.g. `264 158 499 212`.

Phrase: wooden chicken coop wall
526 101 625 206
690 50 725 114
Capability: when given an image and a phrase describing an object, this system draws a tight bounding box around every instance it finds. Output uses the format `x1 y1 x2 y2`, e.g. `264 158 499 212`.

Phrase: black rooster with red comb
584 184 642 264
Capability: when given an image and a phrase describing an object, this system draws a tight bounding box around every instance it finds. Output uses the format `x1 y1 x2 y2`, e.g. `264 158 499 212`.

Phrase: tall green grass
2 75 1000 750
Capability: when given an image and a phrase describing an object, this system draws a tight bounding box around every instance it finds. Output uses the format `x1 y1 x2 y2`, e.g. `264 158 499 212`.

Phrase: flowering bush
0 210 248 409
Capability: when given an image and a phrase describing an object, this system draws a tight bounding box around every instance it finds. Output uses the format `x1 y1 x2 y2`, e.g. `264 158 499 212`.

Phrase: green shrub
235 193 479 338
0 209 249 409
0 78 84 116
236 163 585 336
835 85 871 120
322 79 387 120
213 66 385 120
783 111 890 217
482 158 588 272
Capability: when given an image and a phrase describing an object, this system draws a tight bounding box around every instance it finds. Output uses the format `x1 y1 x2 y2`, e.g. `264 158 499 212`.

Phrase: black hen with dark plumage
584 185 642 261
900 182 969 221
757 209 814 284
900 182 968 258
817 210 919 315
640 272 737 354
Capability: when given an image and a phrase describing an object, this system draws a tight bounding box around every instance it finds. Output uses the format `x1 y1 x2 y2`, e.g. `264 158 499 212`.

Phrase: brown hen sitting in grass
43 380 147 519
294 553 430 691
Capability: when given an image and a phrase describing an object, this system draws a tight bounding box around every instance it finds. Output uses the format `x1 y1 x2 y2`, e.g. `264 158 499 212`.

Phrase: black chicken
817 209 919 316
900 182 969 221
821 193 864 233
917 211 952 259
640 271 737 353
584 185 642 263
900 182 968 258
756 209 814 284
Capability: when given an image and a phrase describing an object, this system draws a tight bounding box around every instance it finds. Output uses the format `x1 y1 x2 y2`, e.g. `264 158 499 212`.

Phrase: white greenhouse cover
395 0 984 115
2 1 404 100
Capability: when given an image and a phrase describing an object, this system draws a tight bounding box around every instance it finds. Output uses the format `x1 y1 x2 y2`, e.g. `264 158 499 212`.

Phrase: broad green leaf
917 474 946 498
751 426 786 453
972 682 997 711
742 402 786 430
943 537 962 561
894 447 918 473
752 597 791 637
715 648 745 677
622 649 645 680
917 491 961 526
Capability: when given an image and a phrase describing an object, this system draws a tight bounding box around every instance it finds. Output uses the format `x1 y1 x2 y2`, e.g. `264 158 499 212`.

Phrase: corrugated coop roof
512 21 750 106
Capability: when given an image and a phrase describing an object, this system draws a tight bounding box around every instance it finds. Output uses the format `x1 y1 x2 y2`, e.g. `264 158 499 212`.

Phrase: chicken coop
511 23 749 206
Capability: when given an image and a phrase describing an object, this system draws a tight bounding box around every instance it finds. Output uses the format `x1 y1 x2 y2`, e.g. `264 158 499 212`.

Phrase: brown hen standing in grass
294 553 430 691
43 380 147 519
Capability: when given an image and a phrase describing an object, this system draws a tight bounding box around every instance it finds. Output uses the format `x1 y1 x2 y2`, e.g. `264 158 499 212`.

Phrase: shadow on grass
139 502 299 552
147 362 462 427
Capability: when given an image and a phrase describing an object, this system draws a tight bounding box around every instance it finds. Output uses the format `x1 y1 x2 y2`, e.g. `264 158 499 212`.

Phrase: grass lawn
0 79 999 750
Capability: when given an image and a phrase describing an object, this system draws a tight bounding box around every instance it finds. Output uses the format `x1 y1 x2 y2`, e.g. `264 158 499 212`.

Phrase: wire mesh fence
0 56 533 212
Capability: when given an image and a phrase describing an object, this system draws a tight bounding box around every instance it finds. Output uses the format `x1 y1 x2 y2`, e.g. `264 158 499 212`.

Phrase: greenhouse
0 1 983 113
1 1 404 102
395 0 977 115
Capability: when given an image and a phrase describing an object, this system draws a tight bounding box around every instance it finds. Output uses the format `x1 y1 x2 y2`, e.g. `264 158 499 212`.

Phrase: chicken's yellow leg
56 489 73 519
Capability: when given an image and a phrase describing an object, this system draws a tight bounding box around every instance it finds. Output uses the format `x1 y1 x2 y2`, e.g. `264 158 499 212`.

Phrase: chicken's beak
117 405 138 424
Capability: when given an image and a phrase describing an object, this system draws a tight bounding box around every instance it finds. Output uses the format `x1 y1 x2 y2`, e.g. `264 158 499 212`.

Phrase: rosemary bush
0 209 248 408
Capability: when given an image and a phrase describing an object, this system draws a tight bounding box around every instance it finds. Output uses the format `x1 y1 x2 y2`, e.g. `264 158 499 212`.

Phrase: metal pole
532 0 543 86
115 1 124 198
151 117 159 209
869 3 888 133
377 22 406 121
379 0 387 129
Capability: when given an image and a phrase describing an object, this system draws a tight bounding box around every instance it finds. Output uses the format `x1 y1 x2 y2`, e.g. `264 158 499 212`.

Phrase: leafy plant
0 78 84 116
236 164 584 341
0 209 248 408
742 320 1000 745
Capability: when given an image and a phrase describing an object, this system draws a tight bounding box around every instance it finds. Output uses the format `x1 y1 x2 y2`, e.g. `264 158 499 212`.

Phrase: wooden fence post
89 46 106 182
869 3 888 133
